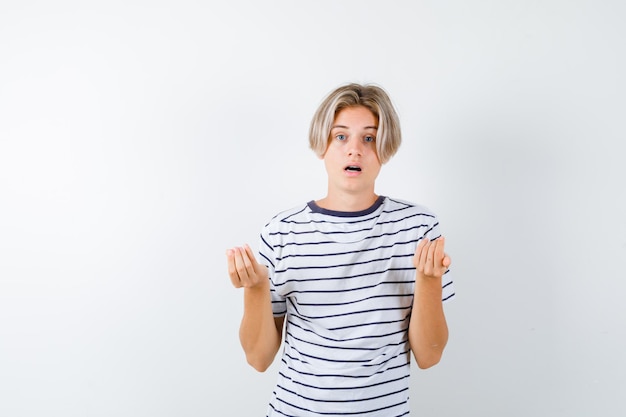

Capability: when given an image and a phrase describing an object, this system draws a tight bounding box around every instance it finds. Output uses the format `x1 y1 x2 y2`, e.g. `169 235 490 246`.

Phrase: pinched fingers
226 244 268 289
416 238 438 276
414 236 450 278
226 246 251 288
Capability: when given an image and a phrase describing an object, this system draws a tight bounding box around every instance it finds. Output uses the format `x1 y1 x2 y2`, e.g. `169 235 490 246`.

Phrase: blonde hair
309 83 401 164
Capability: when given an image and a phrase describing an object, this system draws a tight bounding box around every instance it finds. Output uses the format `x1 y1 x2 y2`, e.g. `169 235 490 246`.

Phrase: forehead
332 105 378 128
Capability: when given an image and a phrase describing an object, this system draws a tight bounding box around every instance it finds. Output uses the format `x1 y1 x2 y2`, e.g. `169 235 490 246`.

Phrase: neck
316 192 379 212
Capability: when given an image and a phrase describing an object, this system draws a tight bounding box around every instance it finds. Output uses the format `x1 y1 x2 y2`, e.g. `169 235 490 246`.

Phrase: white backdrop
1 1 625 416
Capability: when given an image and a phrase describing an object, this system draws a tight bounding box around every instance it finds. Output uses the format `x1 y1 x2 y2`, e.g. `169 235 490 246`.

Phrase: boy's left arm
408 237 451 369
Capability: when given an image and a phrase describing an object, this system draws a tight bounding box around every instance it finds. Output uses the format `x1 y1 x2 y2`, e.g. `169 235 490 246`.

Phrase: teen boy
227 83 455 416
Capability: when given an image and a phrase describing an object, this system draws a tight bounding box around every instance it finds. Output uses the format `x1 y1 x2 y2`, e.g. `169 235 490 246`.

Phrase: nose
347 139 364 157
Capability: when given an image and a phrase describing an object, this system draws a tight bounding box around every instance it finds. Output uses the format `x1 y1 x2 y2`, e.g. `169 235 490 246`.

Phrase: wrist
415 272 443 294
244 277 270 292
415 270 443 282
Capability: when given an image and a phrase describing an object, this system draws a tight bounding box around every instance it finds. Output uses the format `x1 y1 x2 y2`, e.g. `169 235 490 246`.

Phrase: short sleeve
258 225 287 317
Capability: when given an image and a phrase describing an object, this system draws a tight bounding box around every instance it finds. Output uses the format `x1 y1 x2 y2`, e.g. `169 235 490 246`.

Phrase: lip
344 163 362 169
344 170 361 177
344 164 363 176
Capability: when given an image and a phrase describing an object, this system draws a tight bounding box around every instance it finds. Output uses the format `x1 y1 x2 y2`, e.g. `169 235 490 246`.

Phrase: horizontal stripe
259 196 455 416
281 359 410 380
270 224 434 247
273 396 408 416
296 292 414 307
284 372 410 391
275 238 421 261
273 265 415 286
286 331 408 353
280 279 414 296
276 384 409 404
287 319 408 344
275 253 415 273
285 343 410 367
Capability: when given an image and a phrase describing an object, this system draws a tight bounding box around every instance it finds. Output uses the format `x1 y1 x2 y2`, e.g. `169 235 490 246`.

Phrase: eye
336 134 347 141
364 135 375 143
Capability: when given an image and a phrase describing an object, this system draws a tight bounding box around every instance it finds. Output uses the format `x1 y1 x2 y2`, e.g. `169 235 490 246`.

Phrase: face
322 105 382 197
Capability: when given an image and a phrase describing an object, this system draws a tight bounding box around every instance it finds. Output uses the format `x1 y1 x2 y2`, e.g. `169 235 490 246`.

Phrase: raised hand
413 236 451 279
226 244 269 289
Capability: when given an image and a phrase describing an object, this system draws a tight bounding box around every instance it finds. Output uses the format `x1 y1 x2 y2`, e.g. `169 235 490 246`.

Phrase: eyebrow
331 125 378 130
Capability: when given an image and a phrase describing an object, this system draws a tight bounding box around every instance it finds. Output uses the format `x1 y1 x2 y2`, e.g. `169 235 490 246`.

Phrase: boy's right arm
226 244 283 372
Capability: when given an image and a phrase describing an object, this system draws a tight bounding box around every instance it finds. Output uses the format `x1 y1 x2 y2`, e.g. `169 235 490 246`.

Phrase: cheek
367 146 381 163
322 154 335 171
369 153 382 172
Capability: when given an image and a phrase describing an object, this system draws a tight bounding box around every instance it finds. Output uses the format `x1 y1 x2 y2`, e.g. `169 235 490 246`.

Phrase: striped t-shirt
258 196 455 417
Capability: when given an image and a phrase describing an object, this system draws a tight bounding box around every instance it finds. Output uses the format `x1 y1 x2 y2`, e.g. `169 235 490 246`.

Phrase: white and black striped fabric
258 196 455 417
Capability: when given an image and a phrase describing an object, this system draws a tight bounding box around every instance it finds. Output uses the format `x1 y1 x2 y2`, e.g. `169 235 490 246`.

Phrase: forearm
408 275 449 369
239 283 282 372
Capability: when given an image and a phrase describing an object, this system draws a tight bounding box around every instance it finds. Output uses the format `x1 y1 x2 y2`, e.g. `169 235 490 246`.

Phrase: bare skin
227 105 450 371
226 244 283 372
410 236 451 368
315 105 381 212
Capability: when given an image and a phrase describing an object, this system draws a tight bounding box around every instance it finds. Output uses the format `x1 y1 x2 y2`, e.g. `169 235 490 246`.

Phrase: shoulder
262 202 311 232
382 196 438 219
382 197 446 241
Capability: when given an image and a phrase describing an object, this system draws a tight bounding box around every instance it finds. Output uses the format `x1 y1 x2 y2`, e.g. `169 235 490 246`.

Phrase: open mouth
345 165 362 172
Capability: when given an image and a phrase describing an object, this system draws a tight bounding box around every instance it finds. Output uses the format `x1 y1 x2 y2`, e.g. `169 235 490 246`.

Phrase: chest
273 238 417 306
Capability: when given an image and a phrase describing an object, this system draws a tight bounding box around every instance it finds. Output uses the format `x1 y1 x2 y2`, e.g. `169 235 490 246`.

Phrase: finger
425 238 438 274
434 236 445 265
414 237 426 257
413 238 425 269
436 236 451 272
433 239 450 276
243 244 259 272
233 247 252 284
240 246 257 282
418 238 430 272
226 248 242 288
442 254 451 269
